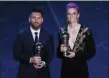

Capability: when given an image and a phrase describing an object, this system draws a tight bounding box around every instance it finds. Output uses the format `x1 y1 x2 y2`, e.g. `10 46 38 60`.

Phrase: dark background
0 1 108 78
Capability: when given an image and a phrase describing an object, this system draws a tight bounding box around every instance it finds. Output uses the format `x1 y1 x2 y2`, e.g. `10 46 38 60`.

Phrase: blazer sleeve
13 34 30 64
43 35 54 66
74 30 96 60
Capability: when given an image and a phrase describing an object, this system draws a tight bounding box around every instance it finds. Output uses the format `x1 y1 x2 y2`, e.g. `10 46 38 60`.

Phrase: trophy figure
34 42 44 67
35 42 43 56
59 22 69 57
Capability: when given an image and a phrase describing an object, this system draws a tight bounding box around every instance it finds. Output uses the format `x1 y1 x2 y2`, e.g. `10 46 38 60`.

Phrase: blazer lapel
39 27 46 45
27 28 35 46
71 25 83 51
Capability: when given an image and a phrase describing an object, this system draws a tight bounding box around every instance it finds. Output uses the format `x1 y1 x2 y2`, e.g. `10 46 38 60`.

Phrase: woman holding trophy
57 2 96 78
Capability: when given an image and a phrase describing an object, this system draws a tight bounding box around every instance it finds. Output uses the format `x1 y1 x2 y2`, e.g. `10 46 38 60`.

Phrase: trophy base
63 52 68 57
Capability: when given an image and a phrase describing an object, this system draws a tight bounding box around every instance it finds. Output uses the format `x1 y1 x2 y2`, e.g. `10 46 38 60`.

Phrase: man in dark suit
13 8 54 78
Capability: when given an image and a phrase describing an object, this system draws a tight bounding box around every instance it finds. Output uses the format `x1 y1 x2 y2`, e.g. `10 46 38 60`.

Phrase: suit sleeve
43 35 54 66
13 34 30 63
74 30 96 60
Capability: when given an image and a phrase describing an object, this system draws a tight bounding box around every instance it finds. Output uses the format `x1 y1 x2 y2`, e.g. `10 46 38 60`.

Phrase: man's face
29 12 43 29
67 8 79 23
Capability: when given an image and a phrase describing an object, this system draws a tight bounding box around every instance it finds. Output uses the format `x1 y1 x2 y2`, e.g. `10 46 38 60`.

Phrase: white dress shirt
30 27 41 41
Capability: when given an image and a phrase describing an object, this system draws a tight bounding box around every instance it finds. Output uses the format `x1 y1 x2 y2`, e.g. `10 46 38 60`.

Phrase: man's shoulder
42 28 53 37
17 28 29 37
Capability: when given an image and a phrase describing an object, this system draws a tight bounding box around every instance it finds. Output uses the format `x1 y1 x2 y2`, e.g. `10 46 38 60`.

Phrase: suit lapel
27 28 35 46
26 27 47 48
39 27 46 45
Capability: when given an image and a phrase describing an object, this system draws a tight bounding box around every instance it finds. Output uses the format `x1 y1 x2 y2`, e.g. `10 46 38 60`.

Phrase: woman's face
67 8 79 23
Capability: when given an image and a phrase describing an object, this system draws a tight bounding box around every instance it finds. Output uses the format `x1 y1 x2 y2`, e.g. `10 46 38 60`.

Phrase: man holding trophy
57 2 96 78
13 8 54 78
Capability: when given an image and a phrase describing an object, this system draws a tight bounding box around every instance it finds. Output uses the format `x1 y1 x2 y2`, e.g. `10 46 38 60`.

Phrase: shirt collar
30 26 41 35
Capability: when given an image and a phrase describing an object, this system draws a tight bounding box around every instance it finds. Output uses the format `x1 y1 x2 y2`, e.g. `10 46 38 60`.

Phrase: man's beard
31 23 41 30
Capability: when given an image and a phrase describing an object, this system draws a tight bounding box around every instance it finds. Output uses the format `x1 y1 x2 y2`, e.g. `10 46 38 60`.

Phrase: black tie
34 32 38 43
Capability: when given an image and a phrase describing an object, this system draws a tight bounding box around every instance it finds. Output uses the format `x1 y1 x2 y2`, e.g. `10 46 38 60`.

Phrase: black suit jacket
13 27 54 78
57 25 96 78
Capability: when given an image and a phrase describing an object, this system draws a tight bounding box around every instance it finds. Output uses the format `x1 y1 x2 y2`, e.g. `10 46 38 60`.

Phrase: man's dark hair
30 8 44 17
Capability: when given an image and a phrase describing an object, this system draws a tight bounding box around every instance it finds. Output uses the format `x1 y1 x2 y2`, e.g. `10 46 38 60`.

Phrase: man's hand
33 61 46 69
30 56 41 64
